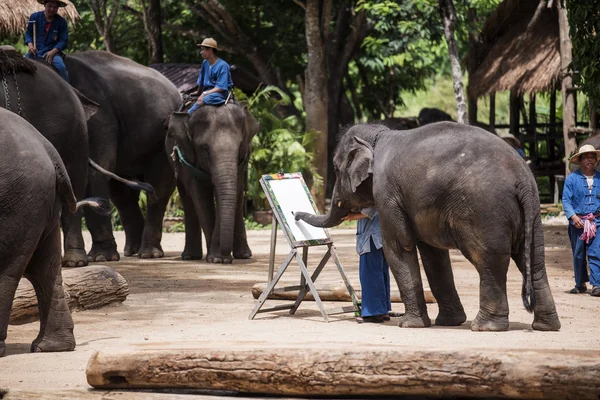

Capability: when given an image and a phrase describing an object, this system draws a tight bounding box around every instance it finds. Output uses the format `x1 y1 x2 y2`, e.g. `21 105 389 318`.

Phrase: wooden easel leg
330 245 361 312
290 247 331 315
268 220 278 284
248 249 296 320
294 251 329 322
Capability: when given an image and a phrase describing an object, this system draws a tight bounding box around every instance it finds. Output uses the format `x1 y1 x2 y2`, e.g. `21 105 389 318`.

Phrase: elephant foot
233 248 252 259
181 251 203 261
532 312 561 331
207 253 233 264
398 312 431 328
87 241 120 263
435 309 467 326
31 335 76 353
471 312 509 332
62 248 89 268
123 242 141 257
138 245 164 259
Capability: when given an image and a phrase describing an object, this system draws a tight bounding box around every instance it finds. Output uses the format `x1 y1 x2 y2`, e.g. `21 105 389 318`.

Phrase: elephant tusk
338 201 343 208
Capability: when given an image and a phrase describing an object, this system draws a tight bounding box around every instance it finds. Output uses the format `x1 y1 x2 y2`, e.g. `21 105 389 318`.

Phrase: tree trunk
143 0 164 64
439 0 467 124
86 345 600 399
9 265 128 325
87 0 121 53
251 283 436 303
467 7 478 125
558 1 577 175
304 0 329 212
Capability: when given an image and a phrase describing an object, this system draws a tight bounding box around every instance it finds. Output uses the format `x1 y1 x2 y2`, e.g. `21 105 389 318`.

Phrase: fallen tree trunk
251 283 436 303
86 344 600 399
10 265 128 325
1 389 236 400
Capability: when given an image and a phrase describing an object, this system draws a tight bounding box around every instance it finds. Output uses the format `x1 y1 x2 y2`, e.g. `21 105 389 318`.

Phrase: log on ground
86 344 600 399
251 283 436 303
9 265 128 325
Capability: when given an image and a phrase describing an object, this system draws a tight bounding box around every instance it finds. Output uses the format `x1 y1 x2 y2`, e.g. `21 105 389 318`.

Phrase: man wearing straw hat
562 144 600 297
24 0 69 81
188 37 233 114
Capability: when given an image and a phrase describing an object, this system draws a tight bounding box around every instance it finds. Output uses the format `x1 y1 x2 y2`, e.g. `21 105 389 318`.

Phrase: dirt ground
1 223 599 394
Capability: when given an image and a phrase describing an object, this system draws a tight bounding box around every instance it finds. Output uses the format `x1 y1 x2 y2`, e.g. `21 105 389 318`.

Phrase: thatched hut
0 0 79 37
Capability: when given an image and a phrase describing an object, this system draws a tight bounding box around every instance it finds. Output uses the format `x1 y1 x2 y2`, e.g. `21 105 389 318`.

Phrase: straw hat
38 0 68 7
499 133 521 147
196 38 218 50
569 144 600 165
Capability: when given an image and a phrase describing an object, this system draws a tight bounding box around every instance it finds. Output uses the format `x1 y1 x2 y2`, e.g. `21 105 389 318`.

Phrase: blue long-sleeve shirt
562 169 600 224
25 11 68 57
196 59 233 105
356 208 383 255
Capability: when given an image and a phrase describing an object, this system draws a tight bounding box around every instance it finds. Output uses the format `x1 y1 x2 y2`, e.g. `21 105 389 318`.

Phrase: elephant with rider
295 122 561 332
166 102 259 263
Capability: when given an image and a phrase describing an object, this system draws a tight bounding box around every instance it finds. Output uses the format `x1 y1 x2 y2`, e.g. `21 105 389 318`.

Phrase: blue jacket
196 59 233 105
562 169 600 224
25 11 68 57
356 208 383 255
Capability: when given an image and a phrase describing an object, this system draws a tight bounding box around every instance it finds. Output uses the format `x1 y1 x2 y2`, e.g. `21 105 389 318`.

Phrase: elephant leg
514 218 560 331
138 154 177 259
109 180 144 257
462 247 510 332
25 225 75 353
177 180 203 260
418 242 466 326
85 169 120 263
61 155 89 267
0 265 24 357
233 166 251 259
380 213 431 328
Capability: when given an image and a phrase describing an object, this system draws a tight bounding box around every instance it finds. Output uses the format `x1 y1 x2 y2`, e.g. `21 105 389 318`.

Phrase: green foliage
236 85 320 211
244 217 271 231
564 0 600 113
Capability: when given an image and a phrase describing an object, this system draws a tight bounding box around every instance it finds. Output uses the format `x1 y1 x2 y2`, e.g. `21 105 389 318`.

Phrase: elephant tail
88 159 157 201
518 180 536 313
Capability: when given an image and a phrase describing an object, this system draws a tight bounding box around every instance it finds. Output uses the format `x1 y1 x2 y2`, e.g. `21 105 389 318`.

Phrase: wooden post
550 89 557 159
510 90 520 135
558 1 577 175
590 99 597 135
529 92 537 160
467 7 478 126
489 92 496 131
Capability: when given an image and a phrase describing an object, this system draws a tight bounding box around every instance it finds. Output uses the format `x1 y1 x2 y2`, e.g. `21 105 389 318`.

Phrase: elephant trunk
213 161 238 257
295 188 351 228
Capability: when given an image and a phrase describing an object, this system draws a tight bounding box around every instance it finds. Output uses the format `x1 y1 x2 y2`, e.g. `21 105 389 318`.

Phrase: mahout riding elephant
295 122 561 332
0 108 107 357
65 51 181 261
166 103 260 263
0 46 153 267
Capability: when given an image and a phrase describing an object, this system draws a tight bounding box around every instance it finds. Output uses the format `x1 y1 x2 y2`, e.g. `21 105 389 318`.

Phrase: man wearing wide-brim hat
24 0 70 81
187 37 234 114
562 144 600 296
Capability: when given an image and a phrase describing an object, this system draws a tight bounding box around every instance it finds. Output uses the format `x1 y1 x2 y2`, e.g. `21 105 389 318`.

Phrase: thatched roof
468 0 560 98
0 0 79 37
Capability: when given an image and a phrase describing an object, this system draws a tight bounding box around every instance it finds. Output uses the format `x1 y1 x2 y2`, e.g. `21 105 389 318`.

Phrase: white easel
248 173 360 322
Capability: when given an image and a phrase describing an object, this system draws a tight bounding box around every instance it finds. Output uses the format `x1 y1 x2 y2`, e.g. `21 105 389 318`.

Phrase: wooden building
0 0 79 37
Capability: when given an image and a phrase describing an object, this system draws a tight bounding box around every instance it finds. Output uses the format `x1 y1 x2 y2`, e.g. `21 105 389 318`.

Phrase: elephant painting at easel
166 102 260 263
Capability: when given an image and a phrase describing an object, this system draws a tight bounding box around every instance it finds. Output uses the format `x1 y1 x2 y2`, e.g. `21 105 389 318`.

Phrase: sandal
590 286 600 297
356 315 385 324
569 286 587 294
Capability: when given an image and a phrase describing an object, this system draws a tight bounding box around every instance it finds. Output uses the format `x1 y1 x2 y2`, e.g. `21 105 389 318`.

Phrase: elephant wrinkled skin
166 103 259 263
295 122 561 332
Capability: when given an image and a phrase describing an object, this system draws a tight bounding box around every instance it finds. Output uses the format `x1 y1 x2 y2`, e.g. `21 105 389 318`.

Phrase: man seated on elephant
188 38 233 115
25 0 69 82
562 144 600 297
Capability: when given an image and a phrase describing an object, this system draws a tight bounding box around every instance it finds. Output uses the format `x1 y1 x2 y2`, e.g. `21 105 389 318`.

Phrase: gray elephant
166 103 259 263
295 122 561 332
65 51 181 261
0 108 106 357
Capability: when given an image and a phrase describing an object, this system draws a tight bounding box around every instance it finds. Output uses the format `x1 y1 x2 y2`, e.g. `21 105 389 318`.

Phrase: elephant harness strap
0 49 23 116
171 144 212 183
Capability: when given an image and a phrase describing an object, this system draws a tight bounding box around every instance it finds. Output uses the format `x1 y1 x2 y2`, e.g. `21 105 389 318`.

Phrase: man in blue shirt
344 208 392 322
25 0 69 82
188 37 233 114
562 144 600 297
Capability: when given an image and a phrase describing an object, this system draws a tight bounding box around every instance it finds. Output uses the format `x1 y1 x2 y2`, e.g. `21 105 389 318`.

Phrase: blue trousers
359 239 391 317
25 53 69 82
568 224 600 287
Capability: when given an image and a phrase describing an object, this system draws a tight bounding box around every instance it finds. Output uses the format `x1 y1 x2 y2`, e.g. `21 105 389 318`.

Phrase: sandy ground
1 224 599 393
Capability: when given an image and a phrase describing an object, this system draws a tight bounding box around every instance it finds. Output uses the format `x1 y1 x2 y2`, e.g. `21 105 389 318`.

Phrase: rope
171 144 212 182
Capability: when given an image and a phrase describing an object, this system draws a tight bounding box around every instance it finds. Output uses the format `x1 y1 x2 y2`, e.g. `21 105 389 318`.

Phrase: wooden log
9 265 128 325
1 389 239 400
85 344 600 399
251 283 436 304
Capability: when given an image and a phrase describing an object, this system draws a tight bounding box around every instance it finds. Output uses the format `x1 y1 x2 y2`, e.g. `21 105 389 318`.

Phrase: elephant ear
348 136 374 193
167 112 191 143
242 105 260 139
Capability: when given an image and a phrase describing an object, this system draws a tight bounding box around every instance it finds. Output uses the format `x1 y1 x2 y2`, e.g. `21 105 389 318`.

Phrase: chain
1 73 10 112
11 69 22 116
